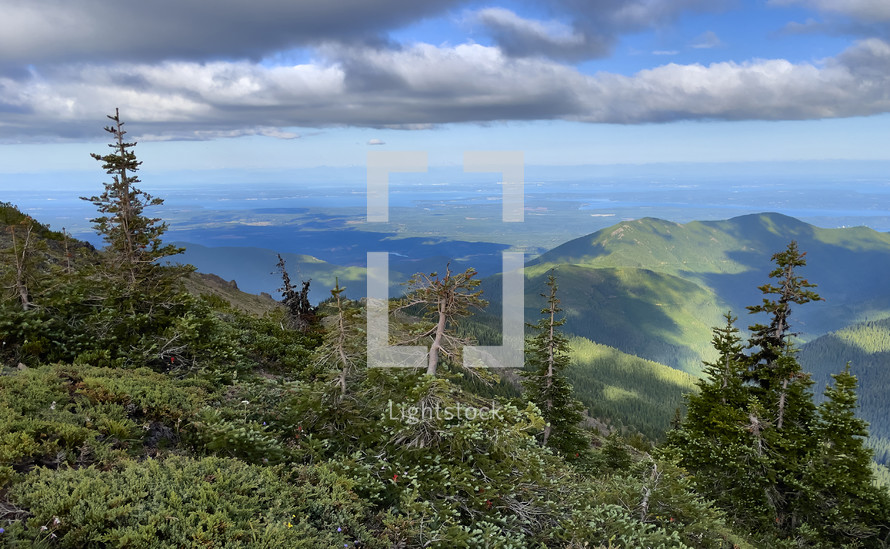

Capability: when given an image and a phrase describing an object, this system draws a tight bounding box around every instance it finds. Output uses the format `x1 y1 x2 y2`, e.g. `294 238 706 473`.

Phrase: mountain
0 203 281 319
483 264 724 373
523 212 890 372
181 272 280 317
567 336 699 439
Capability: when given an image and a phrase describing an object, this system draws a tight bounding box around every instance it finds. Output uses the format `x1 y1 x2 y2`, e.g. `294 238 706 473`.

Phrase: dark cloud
472 8 610 61
0 0 467 66
472 0 732 61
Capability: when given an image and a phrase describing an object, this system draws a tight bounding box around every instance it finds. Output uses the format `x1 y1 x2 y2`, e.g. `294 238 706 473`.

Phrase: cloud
471 8 608 60
691 31 724 49
0 0 467 67
771 0 890 39
771 0 890 22
367 138 386 145
652 50 680 56
471 1 731 61
2 39 889 141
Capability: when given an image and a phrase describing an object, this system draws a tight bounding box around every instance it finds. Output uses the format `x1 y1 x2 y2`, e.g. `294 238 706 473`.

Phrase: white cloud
652 50 680 55
367 138 386 145
2 39 889 141
139 128 300 142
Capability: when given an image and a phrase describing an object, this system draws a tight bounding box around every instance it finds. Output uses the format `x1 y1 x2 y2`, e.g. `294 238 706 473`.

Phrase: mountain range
23 209 887 443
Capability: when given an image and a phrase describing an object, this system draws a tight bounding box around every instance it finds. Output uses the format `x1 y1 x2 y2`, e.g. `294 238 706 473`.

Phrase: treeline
667 242 890 544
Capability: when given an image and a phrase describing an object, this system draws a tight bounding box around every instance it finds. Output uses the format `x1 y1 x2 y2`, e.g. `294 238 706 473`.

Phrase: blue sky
0 0 888 172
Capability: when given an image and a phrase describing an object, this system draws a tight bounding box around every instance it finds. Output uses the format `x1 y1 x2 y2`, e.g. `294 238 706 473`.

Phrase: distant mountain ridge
176 213 890 373
520 212 890 371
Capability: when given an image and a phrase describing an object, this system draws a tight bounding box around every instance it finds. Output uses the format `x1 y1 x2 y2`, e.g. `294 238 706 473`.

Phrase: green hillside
527 212 890 371
567 337 699 439
458 303 699 439
800 318 890 463
518 264 723 373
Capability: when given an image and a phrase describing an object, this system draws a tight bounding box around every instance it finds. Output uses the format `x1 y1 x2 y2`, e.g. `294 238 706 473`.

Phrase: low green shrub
4 455 383 548
0 364 210 485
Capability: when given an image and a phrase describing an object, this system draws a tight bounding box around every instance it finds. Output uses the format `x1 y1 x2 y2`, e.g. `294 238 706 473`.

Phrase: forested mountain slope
567 336 699 439
801 318 890 463
525 212 890 371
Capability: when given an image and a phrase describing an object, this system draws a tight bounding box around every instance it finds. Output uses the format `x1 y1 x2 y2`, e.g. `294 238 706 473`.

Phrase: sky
0 0 889 172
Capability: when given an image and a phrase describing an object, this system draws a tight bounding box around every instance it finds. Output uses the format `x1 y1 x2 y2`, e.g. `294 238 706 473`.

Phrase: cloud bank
0 0 888 141
3 39 889 140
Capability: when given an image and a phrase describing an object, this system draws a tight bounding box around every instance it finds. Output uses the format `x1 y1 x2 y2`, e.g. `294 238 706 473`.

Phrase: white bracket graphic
366 151 525 369
464 151 524 223
367 151 428 223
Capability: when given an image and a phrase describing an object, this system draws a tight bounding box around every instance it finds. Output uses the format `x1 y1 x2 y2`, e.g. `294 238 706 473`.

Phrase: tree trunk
427 309 447 376
777 377 789 430
10 224 33 311
336 303 349 397
542 301 556 446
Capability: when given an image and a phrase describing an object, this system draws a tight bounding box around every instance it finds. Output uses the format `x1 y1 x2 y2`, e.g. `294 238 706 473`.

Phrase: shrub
4 455 383 548
0 364 210 486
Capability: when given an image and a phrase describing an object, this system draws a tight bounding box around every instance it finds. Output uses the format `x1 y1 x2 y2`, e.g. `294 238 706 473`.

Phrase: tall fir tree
741 242 821 531
521 273 588 457
668 313 773 525
82 108 183 289
79 110 195 366
746 240 821 391
801 364 890 544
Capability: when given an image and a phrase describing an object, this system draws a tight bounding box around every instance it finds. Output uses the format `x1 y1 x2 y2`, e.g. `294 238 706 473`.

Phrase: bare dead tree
275 254 317 332
6 221 36 310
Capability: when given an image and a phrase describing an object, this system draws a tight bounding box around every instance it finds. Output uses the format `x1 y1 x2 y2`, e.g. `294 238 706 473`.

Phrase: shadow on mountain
484 264 716 373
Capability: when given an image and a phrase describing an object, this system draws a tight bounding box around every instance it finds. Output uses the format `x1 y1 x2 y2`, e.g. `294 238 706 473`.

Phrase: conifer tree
740 242 822 530
746 241 821 392
668 313 772 524
78 110 195 366
275 254 317 332
801 364 890 543
397 264 487 376
521 273 587 456
3 219 38 310
82 109 183 288
314 279 364 399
